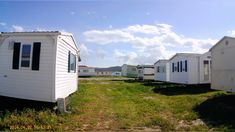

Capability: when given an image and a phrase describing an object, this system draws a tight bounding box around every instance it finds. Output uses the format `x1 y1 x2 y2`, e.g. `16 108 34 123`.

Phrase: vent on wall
8 41 14 50
225 40 229 46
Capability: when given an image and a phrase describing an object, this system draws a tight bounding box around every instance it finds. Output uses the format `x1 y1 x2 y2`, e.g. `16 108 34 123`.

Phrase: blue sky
1 0 235 67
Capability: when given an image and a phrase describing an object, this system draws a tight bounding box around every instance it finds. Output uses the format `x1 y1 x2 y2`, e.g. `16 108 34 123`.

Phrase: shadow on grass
110 79 138 82
194 94 235 129
0 96 56 114
152 84 213 96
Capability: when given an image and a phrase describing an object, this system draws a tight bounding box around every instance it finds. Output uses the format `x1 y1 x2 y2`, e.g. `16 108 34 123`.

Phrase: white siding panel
55 35 78 100
154 61 170 82
0 36 55 102
211 37 235 92
170 56 190 84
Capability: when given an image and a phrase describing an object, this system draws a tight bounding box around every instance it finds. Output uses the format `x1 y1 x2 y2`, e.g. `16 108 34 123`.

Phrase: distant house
154 60 170 82
169 52 211 84
0 31 80 102
210 36 235 92
111 72 122 76
78 65 96 77
96 66 121 76
96 70 113 76
121 64 138 78
137 65 154 80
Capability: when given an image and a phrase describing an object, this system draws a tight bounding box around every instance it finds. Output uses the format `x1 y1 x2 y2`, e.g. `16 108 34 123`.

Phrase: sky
1 0 235 67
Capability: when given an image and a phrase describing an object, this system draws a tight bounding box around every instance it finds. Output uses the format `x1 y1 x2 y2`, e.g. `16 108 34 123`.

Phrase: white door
203 60 209 81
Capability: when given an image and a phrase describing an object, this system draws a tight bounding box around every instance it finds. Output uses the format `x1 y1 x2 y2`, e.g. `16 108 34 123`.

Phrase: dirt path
68 79 116 131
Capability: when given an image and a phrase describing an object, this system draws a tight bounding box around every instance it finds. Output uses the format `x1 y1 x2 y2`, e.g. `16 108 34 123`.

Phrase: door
203 60 209 81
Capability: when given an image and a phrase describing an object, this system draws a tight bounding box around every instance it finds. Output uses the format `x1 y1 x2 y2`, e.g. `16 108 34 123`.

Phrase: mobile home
111 72 122 76
137 65 154 80
210 36 235 92
96 66 121 76
96 69 113 76
78 65 96 77
0 31 80 102
121 64 138 78
169 52 211 84
154 60 170 82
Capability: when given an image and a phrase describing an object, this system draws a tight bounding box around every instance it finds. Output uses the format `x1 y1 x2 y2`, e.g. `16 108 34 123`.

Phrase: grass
0 77 235 131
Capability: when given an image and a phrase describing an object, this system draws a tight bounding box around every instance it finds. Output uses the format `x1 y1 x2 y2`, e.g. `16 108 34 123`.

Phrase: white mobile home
0 31 80 102
137 65 154 80
169 52 211 84
78 65 96 77
210 36 235 92
96 70 113 76
111 72 122 76
154 60 170 82
121 64 138 78
96 66 122 76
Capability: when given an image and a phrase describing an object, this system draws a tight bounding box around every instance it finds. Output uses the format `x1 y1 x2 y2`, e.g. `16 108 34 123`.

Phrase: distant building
210 36 235 92
154 60 170 82
121 64 138 78
78 65 96 77
95 66 122 76
137 65 154 80
111 72 122 76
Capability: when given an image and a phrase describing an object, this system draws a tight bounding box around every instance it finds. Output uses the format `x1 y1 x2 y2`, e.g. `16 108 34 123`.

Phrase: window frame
68 51 77 73
19 44 33 70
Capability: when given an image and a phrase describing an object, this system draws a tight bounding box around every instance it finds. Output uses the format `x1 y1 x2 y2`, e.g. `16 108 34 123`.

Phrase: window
21 45 31 68
225 40 229 45
83 70 89 72
68 51 77 73
157 66 160 73
13 42 41 70
172 63 174 72
185 60 188 72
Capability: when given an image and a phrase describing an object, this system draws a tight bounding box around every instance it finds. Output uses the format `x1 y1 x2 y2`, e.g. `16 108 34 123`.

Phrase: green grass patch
0 78 234 131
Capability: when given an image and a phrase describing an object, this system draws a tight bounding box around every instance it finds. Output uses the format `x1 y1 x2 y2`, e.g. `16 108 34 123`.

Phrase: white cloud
35 28 48 31
83 30 134 45
124 24 161 35
12 25 24 32
114 50 138 64
79 43 93 57
0 22 6 26
228 30 235 37
35 27 66 32
145 12 150 16
96 49 107 59
70 11 75 15
87 11 96 16
102 16 108 19
83 24 217 65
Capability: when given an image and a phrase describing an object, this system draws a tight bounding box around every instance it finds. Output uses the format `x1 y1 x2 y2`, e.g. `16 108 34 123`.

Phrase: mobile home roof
169 53 201 61
209 36 235 51
1 31 79 51
154 59 169 65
